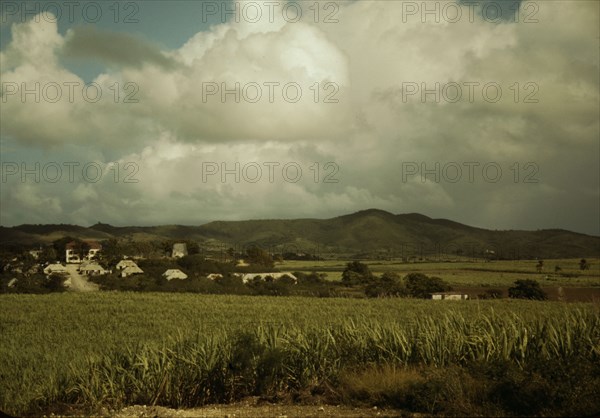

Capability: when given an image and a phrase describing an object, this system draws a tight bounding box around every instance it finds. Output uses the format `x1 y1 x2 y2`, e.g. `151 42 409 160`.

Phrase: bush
341 261 374 286
365 272 407 298
1 273 67 294
508 279 547 300
404 273 452 298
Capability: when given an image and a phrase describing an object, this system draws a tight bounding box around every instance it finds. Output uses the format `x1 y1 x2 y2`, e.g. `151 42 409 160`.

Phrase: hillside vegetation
1 209 599 259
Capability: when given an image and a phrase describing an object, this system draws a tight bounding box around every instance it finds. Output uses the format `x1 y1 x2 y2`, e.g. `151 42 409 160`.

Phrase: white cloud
0 1 598 234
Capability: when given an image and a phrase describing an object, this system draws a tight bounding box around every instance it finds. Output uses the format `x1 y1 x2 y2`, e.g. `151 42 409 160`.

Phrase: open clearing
278 258 600 298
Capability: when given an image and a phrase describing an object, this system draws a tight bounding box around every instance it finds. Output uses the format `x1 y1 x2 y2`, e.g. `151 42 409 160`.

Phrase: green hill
1 209 598 259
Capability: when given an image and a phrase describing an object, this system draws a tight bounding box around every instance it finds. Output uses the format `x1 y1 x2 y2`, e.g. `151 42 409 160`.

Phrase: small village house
116 259 139 270
79 263 107 276
43 263 68 275
431 292 469 300
121 264 144 278
162 269 188 280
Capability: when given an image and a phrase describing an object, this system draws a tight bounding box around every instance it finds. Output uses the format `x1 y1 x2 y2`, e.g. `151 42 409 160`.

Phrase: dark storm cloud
62 25 176 69
459 0 523 22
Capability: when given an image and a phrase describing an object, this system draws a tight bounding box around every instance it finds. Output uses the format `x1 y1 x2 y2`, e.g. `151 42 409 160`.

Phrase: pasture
278 258 600 288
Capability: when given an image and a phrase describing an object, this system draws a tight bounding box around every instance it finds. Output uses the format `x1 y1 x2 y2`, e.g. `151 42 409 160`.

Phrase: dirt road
64 264 99 292
109 403 405 417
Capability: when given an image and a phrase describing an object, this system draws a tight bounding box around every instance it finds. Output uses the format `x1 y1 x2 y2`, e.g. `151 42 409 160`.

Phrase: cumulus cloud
0 1 598 234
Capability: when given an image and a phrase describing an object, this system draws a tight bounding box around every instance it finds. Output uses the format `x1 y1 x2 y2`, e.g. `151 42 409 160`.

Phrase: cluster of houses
9 239 471 298
33 241 208 283
36 240 297 285
35 241 187 281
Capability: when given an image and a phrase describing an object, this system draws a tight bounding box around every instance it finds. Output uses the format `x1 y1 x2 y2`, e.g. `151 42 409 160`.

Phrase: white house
431 292 469 300
163 269 188 280
79 263 107 276
43 263 68 275
121 265 144 277
116 259 138 270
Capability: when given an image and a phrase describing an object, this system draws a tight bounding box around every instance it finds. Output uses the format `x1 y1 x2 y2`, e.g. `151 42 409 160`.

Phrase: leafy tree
52 236 78 258
508 279 547 300
177 255 232 276
97 238 122 267
45 273 67 292
404 273 452 298
245 246 274 268
38 246 58 264
365 272 407 297
294 271 326 285
341 261 374 286
19 252 38 275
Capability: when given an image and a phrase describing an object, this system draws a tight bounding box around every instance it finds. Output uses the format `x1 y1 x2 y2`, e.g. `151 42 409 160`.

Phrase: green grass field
1 293 599 416
278 258 600 287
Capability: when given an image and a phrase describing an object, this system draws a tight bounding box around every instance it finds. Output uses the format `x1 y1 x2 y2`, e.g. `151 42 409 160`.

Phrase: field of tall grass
279 258 600 287
1 293 599 416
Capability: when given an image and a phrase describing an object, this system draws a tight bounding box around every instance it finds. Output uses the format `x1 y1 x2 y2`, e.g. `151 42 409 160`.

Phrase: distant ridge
1 210 598 258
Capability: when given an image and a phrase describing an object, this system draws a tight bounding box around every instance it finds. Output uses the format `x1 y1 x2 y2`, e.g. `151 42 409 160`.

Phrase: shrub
404 273 452 298
341 261 374 286
365 272 407 298
508 279 547 300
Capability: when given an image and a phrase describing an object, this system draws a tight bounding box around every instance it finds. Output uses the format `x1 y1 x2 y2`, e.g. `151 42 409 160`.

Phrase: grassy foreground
1 293 599 416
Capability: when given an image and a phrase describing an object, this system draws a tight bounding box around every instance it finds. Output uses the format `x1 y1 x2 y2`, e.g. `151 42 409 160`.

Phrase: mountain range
1 209 598 259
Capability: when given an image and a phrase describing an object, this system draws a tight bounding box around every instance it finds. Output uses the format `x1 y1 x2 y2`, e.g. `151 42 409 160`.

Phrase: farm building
79 263 107 276
116 259 138 270
121 265 144 278
172 243 188 258
163 269 188 280
241 272 298 284
43 263 68 275
431 292 469 300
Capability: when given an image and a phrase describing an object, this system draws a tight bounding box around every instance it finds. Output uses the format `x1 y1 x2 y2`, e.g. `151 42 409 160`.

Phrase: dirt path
108 404 407 418
64 264 99 292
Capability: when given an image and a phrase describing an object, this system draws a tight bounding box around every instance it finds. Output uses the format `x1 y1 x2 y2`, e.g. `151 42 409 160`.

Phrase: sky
0 0 598 235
